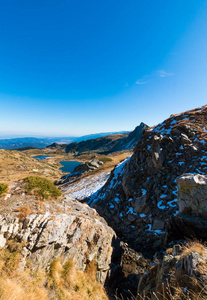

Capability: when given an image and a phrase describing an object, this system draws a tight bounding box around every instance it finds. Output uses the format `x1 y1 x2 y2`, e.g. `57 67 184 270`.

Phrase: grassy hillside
0 150 62 184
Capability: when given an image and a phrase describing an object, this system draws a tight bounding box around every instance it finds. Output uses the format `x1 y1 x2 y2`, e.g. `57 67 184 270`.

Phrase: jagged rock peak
87 105 207 254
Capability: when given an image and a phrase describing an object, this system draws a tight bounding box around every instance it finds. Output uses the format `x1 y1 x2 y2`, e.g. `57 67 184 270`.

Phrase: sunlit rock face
0 197 117 285
177 173 207 215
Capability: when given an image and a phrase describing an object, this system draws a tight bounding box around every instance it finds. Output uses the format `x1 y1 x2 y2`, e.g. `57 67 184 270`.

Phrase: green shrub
0 183 8 196
23 176 62 199
99 157 113 162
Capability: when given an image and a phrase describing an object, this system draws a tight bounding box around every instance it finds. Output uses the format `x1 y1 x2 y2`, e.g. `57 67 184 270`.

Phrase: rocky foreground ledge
0 196 118 285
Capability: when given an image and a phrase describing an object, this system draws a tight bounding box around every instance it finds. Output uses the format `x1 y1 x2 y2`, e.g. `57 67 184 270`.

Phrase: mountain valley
1 105 207 299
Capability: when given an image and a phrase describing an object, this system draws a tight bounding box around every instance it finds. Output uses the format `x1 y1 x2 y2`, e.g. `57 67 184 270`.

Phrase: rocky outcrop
107 241 149 298
74 159 103 174
138 241 207 299
0 196 117 284
55 159 104 186
65 122 147 155
165 173 207 243
177 173 207 215
87 105 207 254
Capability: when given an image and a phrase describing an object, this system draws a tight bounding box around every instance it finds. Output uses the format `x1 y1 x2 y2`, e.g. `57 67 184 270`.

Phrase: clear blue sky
0 0 207 136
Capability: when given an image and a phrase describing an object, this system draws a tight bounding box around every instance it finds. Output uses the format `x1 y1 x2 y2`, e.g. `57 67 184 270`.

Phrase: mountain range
0 131 129 150
65 123 147 154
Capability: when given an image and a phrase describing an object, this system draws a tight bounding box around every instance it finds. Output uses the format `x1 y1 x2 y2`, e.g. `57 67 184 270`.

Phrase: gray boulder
177 173 207 215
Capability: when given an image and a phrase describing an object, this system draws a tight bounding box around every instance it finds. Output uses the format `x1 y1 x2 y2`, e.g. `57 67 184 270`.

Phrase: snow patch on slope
63 172 110 200
88 156 132 205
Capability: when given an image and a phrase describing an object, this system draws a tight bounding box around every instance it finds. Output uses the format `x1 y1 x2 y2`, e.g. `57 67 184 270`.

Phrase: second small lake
33 155 53 160
59 161 82 173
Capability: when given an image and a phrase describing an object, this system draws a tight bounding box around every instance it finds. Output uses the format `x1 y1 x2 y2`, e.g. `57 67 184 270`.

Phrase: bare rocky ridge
87 105 207 254
134 173 207 298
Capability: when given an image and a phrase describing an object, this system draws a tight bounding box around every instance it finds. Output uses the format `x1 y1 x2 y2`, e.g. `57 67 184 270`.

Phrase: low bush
23 176 62 199
0 183 8 196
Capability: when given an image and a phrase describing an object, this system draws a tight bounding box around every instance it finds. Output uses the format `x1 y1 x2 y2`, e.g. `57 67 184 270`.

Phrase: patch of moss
23 176 62 199
0 183 8 196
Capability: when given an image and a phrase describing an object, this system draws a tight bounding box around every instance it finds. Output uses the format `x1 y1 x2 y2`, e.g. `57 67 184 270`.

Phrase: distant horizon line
0 130 131 140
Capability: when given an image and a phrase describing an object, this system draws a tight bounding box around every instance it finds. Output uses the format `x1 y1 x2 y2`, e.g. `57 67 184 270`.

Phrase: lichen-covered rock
177 173 207 215
0 197 117 284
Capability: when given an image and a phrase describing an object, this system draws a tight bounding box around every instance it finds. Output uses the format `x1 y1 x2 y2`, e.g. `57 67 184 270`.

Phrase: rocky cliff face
0 195 117 285
65 122 147 155
87 105 207 254
129 173 207 298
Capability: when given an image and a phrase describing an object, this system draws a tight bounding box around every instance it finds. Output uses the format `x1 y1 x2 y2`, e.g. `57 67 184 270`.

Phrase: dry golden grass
0 242 48 300
166 248 173 255
181 241 207 259
0 274 48 300
56 206 63 213
0 242 108 300
35 200 46 207
46 258 108 300
14 205 32 220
